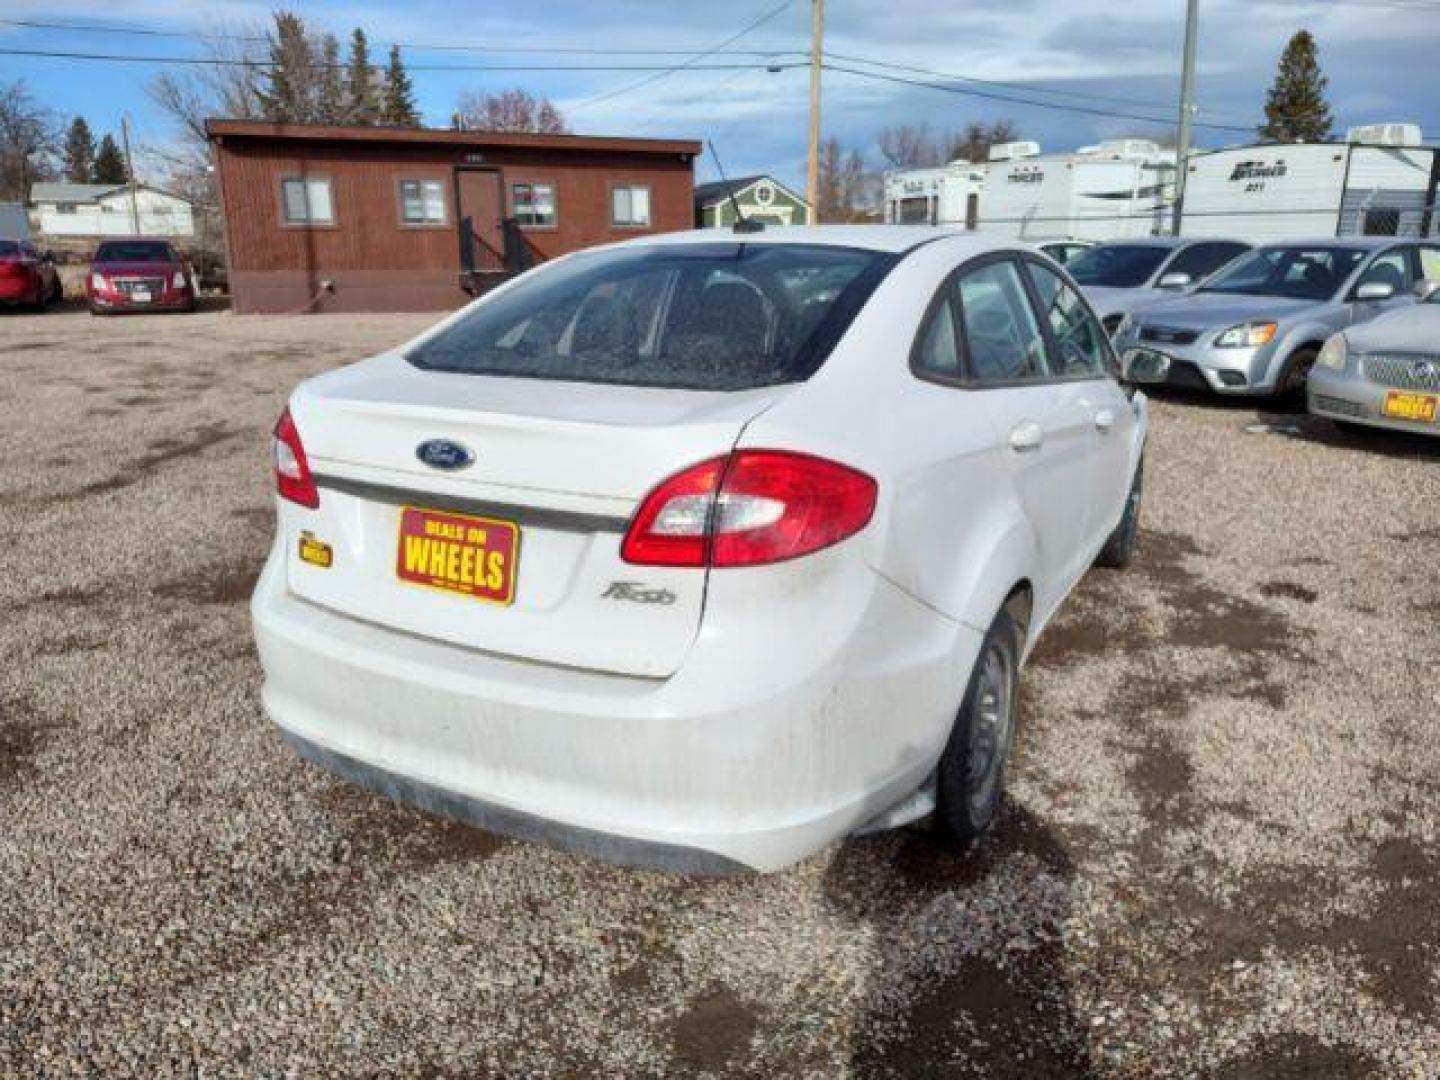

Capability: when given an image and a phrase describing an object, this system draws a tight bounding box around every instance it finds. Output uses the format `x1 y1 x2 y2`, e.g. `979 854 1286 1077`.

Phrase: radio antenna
707 140 765 234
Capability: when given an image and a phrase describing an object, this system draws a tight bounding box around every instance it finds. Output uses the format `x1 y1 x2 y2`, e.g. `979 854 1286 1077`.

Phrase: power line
0 17 806 57
822 63 1260 134
567 0 798 114
0 46 802 74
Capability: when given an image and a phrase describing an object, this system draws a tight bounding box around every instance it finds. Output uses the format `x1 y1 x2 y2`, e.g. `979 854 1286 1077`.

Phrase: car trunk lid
280 353 785 677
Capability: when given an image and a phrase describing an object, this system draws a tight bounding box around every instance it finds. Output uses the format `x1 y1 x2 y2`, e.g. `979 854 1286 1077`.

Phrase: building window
56 202 79 215
611 184 651 227
281 176 334 225
511 182 556 228
398 178 446 225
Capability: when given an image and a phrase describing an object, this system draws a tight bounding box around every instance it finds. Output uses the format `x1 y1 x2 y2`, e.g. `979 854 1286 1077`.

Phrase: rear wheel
1095 457 1143 569
935 608 1021 844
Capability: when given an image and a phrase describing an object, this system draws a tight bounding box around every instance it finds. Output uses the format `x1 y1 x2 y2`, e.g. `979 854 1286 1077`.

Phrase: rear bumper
1308 367 1440 436
251 541 979 873
0 278 37 303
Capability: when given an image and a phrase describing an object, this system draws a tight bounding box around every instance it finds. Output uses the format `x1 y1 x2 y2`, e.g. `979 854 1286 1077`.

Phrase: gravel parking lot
2 304 1438 1077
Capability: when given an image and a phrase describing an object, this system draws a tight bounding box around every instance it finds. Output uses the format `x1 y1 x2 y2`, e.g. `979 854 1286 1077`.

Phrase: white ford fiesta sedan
252 226 1147 874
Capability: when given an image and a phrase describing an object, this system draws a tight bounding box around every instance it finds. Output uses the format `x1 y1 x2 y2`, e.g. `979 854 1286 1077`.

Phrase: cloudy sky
3 0 1437 188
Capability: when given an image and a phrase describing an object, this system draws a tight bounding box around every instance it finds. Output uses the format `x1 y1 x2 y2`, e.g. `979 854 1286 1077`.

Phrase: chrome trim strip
312 473 630 534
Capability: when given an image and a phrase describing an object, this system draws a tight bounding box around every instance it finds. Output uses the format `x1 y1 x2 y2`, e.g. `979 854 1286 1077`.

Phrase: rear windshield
407 243 897 390
0 240 21 258
94 241 176 263
1065 244 1172 288
1199 246 1367 301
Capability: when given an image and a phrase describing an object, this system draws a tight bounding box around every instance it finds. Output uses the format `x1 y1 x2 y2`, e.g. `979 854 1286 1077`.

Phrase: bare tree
944 120 1021 164
454 88 569 133
876 123 942 169
816 137 874 222
0 79 58 201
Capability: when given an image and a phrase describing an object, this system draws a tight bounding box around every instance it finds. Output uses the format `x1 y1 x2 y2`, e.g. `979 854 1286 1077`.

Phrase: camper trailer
882 160 986 227
979 140 1176 243
1180 125 1440 241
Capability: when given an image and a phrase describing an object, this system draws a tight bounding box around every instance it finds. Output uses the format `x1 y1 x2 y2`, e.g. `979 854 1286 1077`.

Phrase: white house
29 182 195 239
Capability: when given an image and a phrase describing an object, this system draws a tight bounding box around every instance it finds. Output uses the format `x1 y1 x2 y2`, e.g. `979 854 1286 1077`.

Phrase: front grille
1311 394 1367 418
113 277 165 297
1363 353 1440 392
1140 325 1200 346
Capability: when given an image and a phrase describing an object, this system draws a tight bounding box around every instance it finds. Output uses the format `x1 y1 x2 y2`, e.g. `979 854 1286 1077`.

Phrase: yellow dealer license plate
395 506 519 605
1381 390 1439 423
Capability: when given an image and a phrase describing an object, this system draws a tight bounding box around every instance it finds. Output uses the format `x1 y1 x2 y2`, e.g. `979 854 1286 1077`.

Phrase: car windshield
1199 246 1367 301
1064 245 1171 288
95 241 176 263
0 240 22 258
407 243 896 391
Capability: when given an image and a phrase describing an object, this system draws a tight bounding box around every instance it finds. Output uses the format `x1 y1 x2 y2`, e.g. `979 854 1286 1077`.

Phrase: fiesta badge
416 439 475 471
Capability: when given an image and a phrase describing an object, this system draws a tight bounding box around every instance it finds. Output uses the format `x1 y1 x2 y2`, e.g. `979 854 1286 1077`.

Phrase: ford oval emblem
416 439 475 471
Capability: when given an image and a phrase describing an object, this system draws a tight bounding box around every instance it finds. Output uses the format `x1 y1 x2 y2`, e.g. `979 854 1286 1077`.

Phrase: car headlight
1317 334 1347 371
1214 321 1278 348
91 272 106 291
172 270 186 289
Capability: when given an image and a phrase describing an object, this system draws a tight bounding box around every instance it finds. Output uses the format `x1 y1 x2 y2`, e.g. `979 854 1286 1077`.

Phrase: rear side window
913 297 960 379
1025 262 1112 378
955 260 1049 384
408 243 896 391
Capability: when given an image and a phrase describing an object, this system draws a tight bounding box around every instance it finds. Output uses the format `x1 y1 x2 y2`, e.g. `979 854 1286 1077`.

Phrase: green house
694 175 809 229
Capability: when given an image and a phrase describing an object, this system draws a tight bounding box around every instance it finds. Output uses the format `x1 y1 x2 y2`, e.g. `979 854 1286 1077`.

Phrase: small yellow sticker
298 532 333 568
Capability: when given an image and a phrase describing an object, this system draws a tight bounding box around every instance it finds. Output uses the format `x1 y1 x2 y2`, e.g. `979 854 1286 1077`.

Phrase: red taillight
621 450 877 569
272 407 319 509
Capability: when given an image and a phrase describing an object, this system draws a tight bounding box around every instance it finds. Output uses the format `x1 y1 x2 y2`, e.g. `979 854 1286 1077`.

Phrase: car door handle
1094 409 1116 434
1008 421 1044 453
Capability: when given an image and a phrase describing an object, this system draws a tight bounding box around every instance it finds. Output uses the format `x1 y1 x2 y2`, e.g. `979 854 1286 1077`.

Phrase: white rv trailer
1180 125 1440 242
882 160 986 226
978 140 1176 243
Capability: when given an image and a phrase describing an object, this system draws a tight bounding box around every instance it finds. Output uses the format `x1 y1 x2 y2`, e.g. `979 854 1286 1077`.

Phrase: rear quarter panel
740 238 1045 640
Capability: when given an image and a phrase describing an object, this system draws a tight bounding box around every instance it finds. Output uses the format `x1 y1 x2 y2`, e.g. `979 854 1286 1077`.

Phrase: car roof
605 224 1018 256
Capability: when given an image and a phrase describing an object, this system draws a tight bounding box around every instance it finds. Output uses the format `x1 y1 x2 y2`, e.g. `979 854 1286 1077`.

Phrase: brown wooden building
206 120 702 314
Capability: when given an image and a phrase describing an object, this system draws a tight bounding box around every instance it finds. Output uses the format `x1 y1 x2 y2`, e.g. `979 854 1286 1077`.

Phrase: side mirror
1157 271 1193 290
1120 348 1172 384
1413 278 1440 301
1355 281 1396 301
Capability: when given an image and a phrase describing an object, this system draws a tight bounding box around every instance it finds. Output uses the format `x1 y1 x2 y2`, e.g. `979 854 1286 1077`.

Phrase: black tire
1276 347 1319 407
935 608 1022 844
1333 419 1372 437
1095 456 1143 569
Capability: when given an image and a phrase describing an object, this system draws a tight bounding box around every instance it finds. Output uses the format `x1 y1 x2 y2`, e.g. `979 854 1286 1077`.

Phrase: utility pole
1171 0 1199 236
120 116 141 235
805 0 823 225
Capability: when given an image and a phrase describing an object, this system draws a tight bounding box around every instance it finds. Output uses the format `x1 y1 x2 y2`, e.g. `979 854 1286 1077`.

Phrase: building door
454 168 505 274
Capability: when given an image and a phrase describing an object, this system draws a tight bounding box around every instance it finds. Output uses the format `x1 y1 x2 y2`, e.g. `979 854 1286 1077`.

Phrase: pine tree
1258 30 1334 144
257 12 316 122
62 116 95 183
346 29 380 124
92 133 127 185
382 45 420 126
317 35 345 123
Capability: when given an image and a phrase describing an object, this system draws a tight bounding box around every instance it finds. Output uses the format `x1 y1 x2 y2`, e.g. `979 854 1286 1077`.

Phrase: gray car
1067 237 1252 335
1309 279 1440 435
1114 238 1440 397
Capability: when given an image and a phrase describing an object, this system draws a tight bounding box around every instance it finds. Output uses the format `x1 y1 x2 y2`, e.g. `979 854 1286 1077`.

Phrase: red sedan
88 239 196 315
0 240 63 311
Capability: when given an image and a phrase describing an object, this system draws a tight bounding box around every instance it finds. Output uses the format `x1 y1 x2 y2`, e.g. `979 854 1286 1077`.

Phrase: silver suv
1113 238 1440 397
